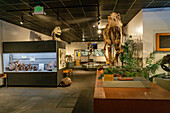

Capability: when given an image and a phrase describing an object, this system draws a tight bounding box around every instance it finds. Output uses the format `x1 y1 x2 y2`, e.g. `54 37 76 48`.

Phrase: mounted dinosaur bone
103 12 123 66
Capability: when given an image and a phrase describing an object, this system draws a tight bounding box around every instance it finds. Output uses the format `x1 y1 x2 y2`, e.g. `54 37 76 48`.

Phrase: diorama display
98 12 170 88
3 41 66 86
3 53 57 72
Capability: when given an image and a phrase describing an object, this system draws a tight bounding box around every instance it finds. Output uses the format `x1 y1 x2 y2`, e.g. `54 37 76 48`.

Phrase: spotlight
98 30 101 34
97 18 101 21
98 21 100 25
98 21 100 29
29 12 34 16
57 16 60 21
20 16 24 25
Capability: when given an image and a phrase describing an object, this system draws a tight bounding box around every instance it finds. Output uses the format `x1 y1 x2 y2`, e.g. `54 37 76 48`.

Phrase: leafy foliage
142 51 163 79
120 35 139 68
98 35 162 81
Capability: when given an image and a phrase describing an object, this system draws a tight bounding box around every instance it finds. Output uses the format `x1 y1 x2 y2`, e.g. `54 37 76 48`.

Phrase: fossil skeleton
51 27 62 40
103 12 123 66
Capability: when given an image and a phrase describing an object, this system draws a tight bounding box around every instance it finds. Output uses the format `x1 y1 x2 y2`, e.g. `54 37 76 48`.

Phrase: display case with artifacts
3 53 57 72
3 40 65 86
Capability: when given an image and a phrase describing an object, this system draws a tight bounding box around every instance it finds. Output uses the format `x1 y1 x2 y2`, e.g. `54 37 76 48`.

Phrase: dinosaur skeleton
51 27 62 40
103 12 123 66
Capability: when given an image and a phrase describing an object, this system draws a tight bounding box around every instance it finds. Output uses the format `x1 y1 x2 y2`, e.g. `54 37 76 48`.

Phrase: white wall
66 41 106 62
2 21 52 42
126 8 170 74
125 10 143 59
125 10 143 37
0 20 53 73
143 7 170 73
143 8 170 59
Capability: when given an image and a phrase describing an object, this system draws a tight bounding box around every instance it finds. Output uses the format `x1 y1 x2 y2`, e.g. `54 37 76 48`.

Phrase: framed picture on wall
156 33 170 51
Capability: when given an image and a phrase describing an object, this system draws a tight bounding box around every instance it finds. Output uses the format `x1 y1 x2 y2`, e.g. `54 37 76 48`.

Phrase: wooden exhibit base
94 70 170 113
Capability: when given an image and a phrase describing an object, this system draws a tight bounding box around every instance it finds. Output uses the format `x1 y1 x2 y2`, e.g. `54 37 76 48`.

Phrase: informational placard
21 56 27 59
39 63 44 71
59 48 66 69
30 57 35 61
104 74 114 81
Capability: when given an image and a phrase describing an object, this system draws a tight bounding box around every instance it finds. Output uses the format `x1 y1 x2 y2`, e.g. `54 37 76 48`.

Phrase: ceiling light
20 16 24 25
98 30 101 34
82 38 85 41
93 25 95 28
20 21 23 25
57 16 60 21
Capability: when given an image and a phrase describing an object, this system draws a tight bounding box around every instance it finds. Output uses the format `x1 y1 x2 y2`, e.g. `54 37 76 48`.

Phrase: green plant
98 36 162 81
120 35 139 68
142 51 163 80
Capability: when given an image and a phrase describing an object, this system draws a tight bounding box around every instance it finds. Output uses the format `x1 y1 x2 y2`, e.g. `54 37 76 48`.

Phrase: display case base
6 72 58 87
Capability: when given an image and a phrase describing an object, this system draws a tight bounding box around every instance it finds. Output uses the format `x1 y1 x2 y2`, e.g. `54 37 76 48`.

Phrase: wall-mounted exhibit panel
74 49 105 62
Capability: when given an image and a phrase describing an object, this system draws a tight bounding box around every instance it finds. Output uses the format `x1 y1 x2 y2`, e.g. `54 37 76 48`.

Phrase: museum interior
0 0 170 113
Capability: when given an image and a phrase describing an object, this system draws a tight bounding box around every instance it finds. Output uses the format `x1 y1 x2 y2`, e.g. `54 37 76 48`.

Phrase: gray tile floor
0 70 96 113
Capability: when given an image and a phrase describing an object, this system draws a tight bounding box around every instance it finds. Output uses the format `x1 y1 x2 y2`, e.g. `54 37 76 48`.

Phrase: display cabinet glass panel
3 52 57 72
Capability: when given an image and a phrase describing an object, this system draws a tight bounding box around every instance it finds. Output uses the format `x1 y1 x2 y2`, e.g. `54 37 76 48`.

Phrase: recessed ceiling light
93 25 95 28
98 30 101 34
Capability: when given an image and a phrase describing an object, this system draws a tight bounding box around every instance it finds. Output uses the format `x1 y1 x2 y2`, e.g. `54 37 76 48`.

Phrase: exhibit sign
59 48 66 69
104 74 114 81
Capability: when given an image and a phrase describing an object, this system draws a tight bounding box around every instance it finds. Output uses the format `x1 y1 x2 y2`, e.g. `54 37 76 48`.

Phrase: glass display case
3 52 57 72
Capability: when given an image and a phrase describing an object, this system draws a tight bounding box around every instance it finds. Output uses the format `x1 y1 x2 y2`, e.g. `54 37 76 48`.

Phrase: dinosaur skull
108 12 123 28
53 27 62 36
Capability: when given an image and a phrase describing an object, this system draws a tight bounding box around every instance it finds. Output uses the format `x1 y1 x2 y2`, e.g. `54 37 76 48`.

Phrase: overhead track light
57 16 60 21
20 16 24 25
